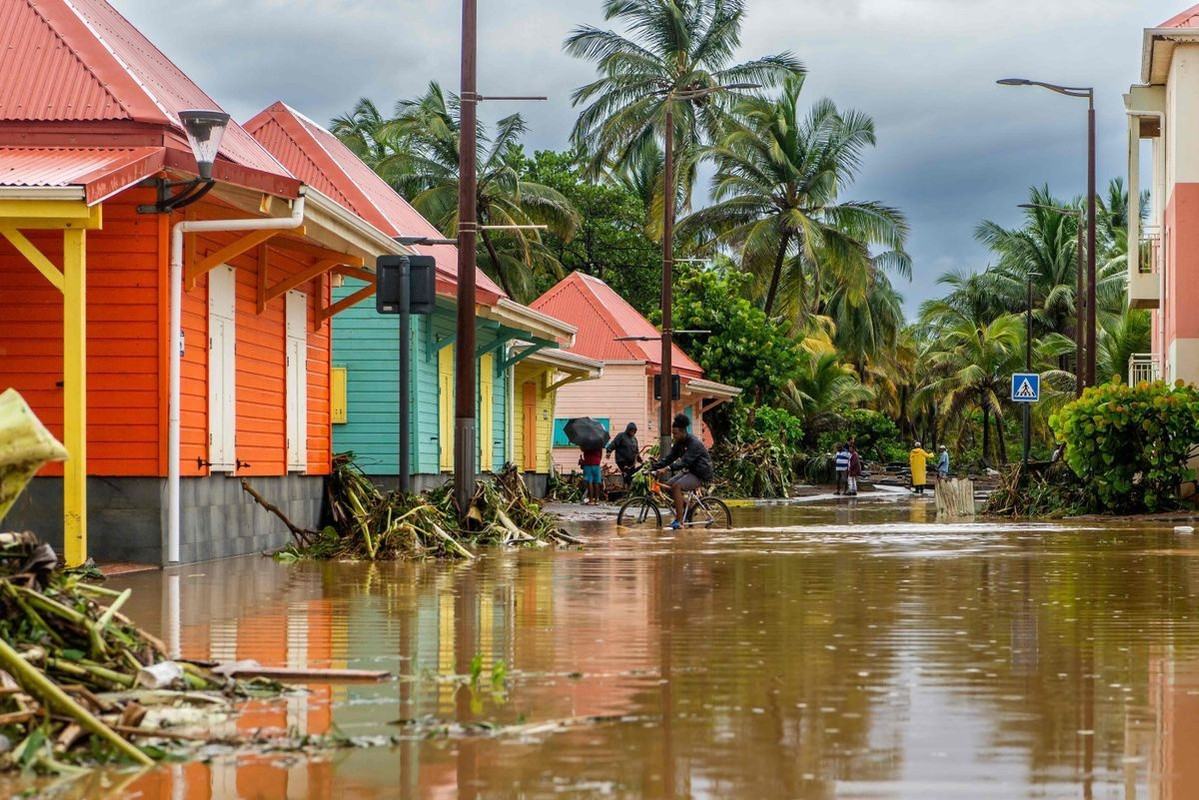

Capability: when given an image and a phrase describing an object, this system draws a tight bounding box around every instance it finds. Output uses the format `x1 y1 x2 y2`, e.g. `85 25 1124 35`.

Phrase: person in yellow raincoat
909 441 935 494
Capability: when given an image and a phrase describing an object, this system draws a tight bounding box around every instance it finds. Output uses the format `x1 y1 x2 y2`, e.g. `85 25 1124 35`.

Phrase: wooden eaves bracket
496 339 557 371
185 227 304 285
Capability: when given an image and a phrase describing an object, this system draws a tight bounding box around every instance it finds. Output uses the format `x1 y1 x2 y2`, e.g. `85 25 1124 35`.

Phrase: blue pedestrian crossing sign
1011 373 1040 403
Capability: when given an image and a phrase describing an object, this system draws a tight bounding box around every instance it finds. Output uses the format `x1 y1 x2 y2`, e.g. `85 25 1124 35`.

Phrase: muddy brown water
10 493 1199 798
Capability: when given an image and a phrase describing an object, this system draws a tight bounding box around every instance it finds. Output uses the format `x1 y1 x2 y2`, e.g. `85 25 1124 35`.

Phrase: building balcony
1129 225 1160 310
1128 353 1162 385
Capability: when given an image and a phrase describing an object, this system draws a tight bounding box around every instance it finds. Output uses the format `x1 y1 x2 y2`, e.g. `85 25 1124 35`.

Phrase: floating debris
0 532 261 772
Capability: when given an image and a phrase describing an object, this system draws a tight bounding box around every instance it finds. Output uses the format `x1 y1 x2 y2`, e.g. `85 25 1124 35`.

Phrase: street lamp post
1024 271 1041 472
1019 203 1085 397
998 78 1096 388
656 82 758 451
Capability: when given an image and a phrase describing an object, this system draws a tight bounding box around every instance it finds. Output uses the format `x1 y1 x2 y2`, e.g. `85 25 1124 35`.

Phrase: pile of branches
0 532 241 772
713 439 798 499
984 460 1092 517
271 456 579 561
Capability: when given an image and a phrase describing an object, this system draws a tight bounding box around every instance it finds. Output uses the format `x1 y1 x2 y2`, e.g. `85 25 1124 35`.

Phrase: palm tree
564 0 802 202
821 270 904 376
1097 308 1152 384
925 314 1024 466
783 349 873 443
331 85 580 302
330 98 390 165
680 75 910 319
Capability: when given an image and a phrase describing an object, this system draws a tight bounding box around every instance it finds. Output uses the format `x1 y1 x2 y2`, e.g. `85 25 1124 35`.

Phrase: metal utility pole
398 256 411 493
455 0 478 517
1075 214 1085 396
1019 203 1084 397
998 78 1096 388
1023 272 1039 471
659 103 675 452
1086 95 1097 388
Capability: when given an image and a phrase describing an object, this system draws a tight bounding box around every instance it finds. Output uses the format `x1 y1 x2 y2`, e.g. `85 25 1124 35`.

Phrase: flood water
13 493 1199 798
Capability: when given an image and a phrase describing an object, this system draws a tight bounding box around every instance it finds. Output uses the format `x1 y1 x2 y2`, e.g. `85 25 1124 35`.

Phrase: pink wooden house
530 272 739 471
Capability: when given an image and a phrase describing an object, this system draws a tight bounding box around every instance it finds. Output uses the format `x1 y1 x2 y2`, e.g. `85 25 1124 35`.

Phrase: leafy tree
817 409 905 464
669 266 801 404
521 150 661 313
681 75 910 320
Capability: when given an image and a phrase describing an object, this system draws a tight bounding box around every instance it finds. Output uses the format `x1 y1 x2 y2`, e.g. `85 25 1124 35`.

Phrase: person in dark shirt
652 413 713 529
606 422 643 487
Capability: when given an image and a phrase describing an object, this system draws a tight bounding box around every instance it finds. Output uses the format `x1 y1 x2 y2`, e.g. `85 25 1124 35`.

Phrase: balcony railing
1139 225 1161 275
1128 353 1162 385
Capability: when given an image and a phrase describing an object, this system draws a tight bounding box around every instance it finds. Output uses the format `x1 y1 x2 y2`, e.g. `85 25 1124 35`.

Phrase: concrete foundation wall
4 475 323 565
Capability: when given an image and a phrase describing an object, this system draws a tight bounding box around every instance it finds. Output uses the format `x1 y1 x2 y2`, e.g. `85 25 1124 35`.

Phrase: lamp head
178 110 231 181
997 78 1031 86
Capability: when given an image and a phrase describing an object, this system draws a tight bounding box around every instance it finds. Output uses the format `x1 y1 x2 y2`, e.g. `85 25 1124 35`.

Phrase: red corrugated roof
244 102 506 301
0 0 291 180
531 272 702 376
0 145 164 204
1161 4 1199 28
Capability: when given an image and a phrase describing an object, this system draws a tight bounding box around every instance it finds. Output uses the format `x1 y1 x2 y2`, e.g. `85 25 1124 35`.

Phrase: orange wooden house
0 0 406 564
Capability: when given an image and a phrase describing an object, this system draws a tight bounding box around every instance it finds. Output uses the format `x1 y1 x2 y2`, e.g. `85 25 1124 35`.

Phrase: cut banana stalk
0 389 69 523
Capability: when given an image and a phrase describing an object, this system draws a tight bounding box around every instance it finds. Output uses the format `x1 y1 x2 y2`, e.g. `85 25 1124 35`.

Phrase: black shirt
654 433 713 482
607 431 640 464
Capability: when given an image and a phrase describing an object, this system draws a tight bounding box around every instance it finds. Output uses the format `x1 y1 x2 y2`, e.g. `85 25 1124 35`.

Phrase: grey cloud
113 0 1186 314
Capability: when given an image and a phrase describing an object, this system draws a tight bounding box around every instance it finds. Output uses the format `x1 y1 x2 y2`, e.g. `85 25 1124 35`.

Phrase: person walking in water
834 443 850 495
579 445 604 506
606 422 642 488
909 441 935 494
847 442 862 496
936 445 950 480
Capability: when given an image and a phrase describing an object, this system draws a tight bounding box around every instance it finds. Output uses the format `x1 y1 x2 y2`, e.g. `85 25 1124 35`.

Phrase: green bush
817 409 905 463
1050 379 1199 513
713 402 806 498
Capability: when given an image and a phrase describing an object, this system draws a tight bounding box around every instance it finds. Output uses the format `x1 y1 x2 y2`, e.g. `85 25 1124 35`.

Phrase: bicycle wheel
617 497 662 529
686 497 733 529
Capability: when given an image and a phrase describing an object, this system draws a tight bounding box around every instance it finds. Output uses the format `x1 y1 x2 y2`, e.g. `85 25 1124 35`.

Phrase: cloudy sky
114 0 1184 314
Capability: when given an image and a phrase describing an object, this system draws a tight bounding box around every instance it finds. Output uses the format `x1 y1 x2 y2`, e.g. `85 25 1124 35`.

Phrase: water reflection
8 502 1199 798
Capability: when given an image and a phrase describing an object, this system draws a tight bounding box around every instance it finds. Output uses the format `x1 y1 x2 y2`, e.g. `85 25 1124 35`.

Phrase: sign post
1011 372 1041 472
377 255 436 493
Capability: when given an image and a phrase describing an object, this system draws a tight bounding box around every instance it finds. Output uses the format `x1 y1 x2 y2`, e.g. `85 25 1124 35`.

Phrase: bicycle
616 467 733 530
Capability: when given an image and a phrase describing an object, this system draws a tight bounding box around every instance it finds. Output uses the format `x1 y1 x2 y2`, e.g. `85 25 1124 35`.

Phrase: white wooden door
208 265 237 471
286 291 308 471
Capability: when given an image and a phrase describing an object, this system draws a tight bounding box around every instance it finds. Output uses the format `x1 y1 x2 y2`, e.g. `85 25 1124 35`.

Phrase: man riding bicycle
652 413 713 529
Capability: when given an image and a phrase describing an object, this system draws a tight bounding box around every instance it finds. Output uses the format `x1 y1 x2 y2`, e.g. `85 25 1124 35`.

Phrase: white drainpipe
167 191 307 563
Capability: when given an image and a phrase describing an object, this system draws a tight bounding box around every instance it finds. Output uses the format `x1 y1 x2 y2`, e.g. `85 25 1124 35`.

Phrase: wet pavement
11 493 1199 798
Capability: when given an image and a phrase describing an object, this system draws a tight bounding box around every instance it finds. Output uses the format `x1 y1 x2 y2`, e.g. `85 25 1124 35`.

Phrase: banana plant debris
0 531 346 774
258 455 582 561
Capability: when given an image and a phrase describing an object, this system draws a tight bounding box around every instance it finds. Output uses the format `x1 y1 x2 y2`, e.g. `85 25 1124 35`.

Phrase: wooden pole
659 104 674 451
455 0 478 517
